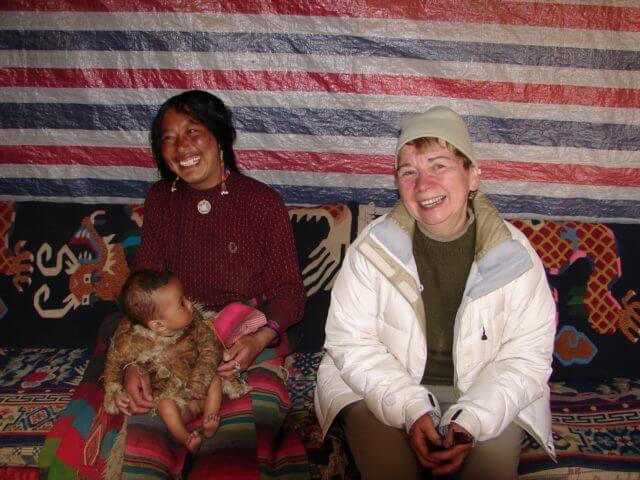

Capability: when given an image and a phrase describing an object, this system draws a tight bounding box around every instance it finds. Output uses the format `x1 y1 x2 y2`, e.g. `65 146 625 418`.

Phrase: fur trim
192 301 217 322
129 324 186 371
103 382 125 415
103 416 127 480
131 323 186 343
222 377 251 399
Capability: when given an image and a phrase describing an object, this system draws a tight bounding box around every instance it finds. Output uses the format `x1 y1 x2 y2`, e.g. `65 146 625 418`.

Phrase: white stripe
481 179 640 200
2 11 638 51
0 164 157 181
474 143 640 169
2 50 636 89
239 132 396 155
246 170 395 189
3 129 640 169
0 129 148 147
2 87 639 127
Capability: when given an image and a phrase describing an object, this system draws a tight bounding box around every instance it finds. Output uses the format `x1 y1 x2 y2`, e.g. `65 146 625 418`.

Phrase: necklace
196 170 230 215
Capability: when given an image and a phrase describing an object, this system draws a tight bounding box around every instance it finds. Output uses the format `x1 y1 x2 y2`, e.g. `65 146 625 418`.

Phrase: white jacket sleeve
324 244 439 431
441 242 556 441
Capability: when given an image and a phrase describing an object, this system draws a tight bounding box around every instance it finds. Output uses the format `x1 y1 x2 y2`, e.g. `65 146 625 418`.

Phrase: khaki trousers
341 400 523 480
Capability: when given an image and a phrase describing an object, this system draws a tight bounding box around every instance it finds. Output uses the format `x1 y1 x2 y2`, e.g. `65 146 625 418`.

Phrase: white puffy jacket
314 193 556 459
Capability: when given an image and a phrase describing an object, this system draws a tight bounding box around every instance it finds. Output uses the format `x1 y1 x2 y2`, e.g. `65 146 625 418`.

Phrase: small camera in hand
426 430 473 451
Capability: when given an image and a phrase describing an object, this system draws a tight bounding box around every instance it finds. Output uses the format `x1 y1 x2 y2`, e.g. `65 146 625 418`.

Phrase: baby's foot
184 430 202 454
203 413 220 438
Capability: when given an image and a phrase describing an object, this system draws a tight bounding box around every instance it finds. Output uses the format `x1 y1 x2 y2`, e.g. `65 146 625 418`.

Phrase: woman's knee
341 401 424 480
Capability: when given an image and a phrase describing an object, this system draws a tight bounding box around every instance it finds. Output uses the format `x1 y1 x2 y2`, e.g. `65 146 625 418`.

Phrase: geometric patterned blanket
0 348 91 468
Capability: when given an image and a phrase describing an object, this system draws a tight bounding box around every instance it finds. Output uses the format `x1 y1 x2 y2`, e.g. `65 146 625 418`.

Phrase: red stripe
4 146 638 188
237 150 392 175
2 68 638 109
0 145 390 174
4 0 639 31
0 145 153 167
481 160 640 188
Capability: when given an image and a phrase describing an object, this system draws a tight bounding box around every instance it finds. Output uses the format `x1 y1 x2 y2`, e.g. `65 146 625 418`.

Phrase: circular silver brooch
197 199 211 215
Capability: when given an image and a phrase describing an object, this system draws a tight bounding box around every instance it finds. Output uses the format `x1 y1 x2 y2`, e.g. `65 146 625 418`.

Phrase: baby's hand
115 393 132 416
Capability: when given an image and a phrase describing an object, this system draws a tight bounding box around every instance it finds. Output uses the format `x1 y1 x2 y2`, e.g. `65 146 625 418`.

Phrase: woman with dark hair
42 90 309 479
149 90 239 182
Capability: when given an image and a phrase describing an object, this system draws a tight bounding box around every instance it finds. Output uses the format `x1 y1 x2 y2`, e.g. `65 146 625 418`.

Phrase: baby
103 269 245 453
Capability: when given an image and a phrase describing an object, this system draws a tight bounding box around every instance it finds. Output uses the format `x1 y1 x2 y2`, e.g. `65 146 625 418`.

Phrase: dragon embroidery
288 204 352 296
33 210 129 319
511 219 639 344
0 201 33 292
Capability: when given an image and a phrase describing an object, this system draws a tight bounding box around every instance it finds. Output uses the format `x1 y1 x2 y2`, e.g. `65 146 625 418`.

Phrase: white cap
395 106 476 168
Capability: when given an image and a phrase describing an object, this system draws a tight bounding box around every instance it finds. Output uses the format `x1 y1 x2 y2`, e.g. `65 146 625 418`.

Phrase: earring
468 190 477 201
220 148 229 196
170 176 179 192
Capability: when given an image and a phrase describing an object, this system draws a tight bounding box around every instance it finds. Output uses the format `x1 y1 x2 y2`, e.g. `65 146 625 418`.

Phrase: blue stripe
0 177 153 198
0 103 158 130
1 103 639 152
272 184 399 206
488 194 640 221
1 30 637 70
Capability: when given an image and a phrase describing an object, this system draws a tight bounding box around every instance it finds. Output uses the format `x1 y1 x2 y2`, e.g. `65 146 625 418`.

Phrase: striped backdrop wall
1 0 639 222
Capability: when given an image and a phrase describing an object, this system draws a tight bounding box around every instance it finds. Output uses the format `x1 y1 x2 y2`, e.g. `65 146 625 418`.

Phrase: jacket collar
357 191 532 310
383 191 512 262
471 191 511 260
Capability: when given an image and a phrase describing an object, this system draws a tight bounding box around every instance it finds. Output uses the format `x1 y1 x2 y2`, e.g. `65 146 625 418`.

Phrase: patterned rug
0 348 91 467
520 377 640 476
3 349 639 480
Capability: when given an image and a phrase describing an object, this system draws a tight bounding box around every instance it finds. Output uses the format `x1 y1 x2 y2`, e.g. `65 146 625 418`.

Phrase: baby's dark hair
120 269 174 326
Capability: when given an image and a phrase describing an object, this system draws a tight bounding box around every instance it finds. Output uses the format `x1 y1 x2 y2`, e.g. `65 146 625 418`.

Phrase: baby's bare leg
156 398 202 454
203 375 222 438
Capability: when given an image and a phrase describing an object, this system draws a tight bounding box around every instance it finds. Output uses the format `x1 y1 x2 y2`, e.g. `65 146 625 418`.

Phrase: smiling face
160 107 222 190
150 277 193 335
396 142 479 238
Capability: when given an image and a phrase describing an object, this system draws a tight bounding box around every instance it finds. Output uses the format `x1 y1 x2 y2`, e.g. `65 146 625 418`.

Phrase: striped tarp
1 0 639 222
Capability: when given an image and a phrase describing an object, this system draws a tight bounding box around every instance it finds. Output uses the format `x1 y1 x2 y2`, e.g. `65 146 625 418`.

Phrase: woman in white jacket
315 107 556 479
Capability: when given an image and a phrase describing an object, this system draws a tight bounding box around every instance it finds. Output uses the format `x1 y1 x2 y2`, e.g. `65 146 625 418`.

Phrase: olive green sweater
413 215 476 385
